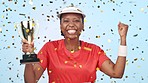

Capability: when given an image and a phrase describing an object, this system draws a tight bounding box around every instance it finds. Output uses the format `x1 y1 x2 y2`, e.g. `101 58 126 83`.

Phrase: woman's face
60 13 84 39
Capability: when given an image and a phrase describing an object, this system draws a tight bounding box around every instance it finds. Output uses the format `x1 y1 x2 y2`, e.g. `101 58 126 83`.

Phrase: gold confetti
12 36 14 38
40 51 43 54
84 47 92 51
84 19 87 22
74 64 77 67
40 60 43 63
96 67 100 70
126 60 129 65
54 48 57 51
32 23 35 27
71 50 74 53
107 39 111 43
140 8 144 12
52 81 55 83
79 65 82 68
68 38 70 41
37 67 40 71
29 0 33 5
98 52 101 54
49 70 52 73
78 46 81 50
0 28 2 32
7 46 10 48
2 15 4 18
26 29 29 33
141 58 144 61
96 36 100 38
64 61 68 64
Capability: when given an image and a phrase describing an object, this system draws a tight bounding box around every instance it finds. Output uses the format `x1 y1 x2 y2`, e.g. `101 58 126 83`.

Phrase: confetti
0 28 2 33
49 70 52 73
29 0 33 5
140 8 144 12
107 39 111 43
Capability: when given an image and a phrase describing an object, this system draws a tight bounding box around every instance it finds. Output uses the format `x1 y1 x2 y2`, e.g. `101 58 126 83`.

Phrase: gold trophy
17 20 40 64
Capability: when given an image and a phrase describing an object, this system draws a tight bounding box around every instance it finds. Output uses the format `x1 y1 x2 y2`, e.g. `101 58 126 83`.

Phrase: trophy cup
17 20 40 64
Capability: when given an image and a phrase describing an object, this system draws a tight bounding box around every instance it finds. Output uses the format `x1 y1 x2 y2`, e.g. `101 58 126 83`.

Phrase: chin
66 35 79 40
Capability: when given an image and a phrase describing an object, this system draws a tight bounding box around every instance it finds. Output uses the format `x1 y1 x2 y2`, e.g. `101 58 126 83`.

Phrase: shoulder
82 40 100 49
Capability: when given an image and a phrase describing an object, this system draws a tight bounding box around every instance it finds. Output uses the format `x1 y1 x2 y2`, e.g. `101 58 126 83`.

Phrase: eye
62 19 69 23
74 19 81 23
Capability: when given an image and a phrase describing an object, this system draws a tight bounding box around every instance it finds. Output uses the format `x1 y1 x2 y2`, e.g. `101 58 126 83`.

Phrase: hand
118 22 128 38
22 39 34 53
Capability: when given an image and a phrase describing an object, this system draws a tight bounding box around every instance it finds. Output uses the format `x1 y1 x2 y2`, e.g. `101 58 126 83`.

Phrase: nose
68 22 75 27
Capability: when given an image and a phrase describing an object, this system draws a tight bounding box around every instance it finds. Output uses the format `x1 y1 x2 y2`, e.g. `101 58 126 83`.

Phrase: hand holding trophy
17 19 40 64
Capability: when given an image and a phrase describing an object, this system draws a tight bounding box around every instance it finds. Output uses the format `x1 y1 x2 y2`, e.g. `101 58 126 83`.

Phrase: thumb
22 39 28 44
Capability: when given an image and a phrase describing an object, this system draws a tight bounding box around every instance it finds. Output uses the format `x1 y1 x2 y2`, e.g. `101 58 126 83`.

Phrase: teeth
68 30 76 34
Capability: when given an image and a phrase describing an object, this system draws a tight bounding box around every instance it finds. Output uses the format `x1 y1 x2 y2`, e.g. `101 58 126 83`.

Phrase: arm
100 22 128 78
22 40 45 83
24 64 44 83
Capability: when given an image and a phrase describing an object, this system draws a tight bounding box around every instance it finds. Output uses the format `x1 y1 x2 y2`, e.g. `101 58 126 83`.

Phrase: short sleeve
37 43 49 70
97 47 110 68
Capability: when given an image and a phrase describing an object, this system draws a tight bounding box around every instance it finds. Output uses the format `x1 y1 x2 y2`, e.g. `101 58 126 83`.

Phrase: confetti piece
32 7 36 10
84 47 92 51
37 67 40 71
26 29 30 33
96 67 100 70
141 58 144 61
79 65 82 68
29 0 33 5
64 61 68 64
54 48 57 50
40 60 43 63
134 58 138 61
107 39 111 43
71 50 74 53
74 64 77 67
2 15 4 18
96 36 100 38
0 28 2 33
49 70 52 73
140 8 144 12
84 19 87 22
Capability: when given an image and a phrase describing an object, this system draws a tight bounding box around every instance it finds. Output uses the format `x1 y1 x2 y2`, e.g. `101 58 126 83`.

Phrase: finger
22 39 28 44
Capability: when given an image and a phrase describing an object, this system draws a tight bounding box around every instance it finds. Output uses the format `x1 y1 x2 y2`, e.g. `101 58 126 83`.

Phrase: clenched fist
22 39 34 53
118 22 128 45
118 22 128 38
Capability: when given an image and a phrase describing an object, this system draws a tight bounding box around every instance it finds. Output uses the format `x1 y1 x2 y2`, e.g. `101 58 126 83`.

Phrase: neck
64 38 81 53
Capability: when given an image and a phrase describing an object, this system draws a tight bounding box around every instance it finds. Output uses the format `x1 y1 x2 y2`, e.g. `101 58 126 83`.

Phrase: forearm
113 56 126 78
113 37 127 78
24 64 36 83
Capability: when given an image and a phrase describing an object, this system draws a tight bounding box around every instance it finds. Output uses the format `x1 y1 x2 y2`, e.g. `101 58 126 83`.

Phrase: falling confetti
0 28 2 33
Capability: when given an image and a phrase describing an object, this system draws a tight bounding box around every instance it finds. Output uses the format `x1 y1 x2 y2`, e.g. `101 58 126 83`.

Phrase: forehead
61 13 82 19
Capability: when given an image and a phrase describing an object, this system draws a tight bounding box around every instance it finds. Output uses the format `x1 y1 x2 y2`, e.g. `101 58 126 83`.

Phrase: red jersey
37 39 109 83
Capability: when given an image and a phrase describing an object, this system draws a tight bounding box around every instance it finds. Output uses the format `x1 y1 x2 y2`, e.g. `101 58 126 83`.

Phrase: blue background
0 0 148 83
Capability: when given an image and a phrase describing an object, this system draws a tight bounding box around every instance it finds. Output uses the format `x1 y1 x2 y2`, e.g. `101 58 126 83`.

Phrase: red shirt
37 39 109 83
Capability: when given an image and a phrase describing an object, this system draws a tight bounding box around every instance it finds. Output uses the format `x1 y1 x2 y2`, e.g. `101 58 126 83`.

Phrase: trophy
17 20 40 64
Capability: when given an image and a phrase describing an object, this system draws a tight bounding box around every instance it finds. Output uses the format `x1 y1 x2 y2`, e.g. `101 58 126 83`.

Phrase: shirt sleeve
97 47 110 68
37 43 50 70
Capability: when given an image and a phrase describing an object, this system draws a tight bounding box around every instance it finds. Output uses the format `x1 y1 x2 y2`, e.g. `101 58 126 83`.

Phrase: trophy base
20 54 40 64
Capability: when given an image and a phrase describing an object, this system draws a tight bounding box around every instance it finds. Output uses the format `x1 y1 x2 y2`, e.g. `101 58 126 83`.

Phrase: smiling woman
21 5 129 83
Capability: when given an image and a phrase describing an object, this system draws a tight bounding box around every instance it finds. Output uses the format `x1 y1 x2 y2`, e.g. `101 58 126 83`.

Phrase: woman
22 6 128 83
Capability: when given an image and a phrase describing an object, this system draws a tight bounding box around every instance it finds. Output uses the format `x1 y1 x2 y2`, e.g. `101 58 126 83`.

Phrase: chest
48 48 98 75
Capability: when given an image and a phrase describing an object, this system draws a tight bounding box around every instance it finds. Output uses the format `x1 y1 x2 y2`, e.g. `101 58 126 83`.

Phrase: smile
67 30 76 34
